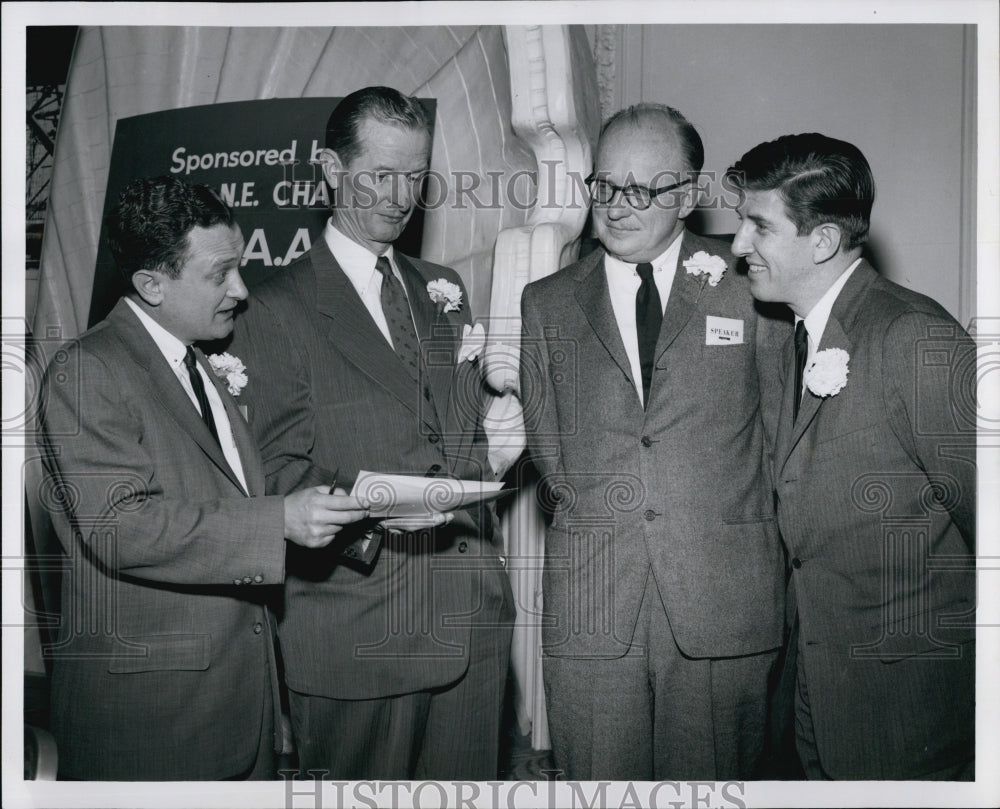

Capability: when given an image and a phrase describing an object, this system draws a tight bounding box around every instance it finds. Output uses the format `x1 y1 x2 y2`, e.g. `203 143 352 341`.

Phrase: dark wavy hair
105 175 234 282
600 103 705 174
726 133 875 250
325 86 431 165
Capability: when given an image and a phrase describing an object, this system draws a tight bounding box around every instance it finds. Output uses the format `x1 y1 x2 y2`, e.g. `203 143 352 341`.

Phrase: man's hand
484 390 525 479
283 487 369 548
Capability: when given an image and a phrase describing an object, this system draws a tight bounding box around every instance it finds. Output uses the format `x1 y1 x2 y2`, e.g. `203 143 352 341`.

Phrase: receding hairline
597 117 689 163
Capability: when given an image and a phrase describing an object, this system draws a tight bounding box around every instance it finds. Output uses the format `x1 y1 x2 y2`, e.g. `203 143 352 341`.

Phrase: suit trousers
544 570 778 781
287 576 514 780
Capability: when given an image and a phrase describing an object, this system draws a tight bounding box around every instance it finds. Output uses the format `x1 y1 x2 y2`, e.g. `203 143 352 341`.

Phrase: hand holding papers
351 470 507 530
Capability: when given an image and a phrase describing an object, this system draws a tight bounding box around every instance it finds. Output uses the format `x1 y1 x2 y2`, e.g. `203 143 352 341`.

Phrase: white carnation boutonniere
457 322 486 364
682 251 727 287
207 352 248 396
804 348 850 398
427 279 463 313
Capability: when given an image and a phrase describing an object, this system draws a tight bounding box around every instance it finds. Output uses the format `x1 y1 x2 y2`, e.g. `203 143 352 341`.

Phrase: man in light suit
38 176 367 780
519 104 786 780
229 86 515 780
729 133 976 779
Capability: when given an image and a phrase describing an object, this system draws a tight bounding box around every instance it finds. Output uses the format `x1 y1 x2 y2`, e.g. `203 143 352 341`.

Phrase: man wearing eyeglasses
519 104 788 780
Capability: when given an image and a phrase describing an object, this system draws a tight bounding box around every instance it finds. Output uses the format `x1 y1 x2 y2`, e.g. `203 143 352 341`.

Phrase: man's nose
228 270 249 301
731 223 751 257
388 176 413 208
604 192 632 220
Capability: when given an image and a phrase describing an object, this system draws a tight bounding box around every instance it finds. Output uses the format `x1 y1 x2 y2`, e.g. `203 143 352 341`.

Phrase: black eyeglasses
585 174 693 210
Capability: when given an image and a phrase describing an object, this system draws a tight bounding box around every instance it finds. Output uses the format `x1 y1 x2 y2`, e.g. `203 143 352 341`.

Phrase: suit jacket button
458 541 468 553
428 433 440 444
233 578 242 586
643 510 656 521
641 436 653 448
792 557 802 569
253 623 263 634
243 576 253 584
253 574 264 584
344 547 357 558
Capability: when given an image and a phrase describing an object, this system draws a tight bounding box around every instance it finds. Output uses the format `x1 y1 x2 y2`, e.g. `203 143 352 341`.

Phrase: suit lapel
108 301 248 494
197 347 261 496
311 237 427 423
776 261 873 472
655 232 709 360
574 249 636 387
773 331 798 474
396 254 447 431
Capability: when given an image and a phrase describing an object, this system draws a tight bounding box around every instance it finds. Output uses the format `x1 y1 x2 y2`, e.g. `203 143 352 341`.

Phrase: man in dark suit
728 133 976 779
38 176 367 780
229 86 515 780
519 103 786 780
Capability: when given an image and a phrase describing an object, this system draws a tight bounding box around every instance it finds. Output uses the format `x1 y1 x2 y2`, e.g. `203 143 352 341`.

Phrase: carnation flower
427 279 463 312
804 348 850 397
682 251 727 287
207 352 248 396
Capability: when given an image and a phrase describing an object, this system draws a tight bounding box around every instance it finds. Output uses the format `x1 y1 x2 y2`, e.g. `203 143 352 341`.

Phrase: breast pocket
810 424 881 462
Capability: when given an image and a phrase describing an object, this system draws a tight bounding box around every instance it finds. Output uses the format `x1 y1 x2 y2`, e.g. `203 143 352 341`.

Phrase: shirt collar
798 257 862 347
604 228 685 279
324 219 396 282
123 296 189 369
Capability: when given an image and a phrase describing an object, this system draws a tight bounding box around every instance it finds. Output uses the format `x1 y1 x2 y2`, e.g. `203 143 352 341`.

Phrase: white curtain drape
31 25 537 341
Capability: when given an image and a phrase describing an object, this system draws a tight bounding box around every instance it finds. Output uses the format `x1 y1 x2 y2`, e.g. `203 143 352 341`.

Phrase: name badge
705 316 744 345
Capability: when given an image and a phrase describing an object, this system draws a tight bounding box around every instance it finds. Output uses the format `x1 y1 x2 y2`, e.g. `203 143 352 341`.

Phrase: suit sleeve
882 310 976 550
230 294 336 495
39 342 286 586
519 284 561 482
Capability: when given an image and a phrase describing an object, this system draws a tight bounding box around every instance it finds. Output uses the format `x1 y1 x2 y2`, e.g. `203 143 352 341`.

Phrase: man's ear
811 223 843 264
676 177 700 221
317 148 345 191
131 269 165 306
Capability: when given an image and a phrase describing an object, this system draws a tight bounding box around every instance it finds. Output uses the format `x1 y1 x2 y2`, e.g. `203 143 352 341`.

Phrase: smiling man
729 133 976 779
38 176 368 780
519 104 787 780
229 86 515 780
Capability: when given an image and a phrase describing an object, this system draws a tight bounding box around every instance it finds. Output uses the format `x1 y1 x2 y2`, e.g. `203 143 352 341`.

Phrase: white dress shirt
795 258 862 397
124 297 249 494
604 230 684 407
324 220 415 348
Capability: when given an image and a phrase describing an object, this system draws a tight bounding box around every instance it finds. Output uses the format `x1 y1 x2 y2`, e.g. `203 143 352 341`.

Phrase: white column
488 24 599 750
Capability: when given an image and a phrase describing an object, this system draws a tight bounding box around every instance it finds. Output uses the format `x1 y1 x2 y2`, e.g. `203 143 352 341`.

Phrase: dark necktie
792 320 809 422
184 346 220 445
376 256 421 382
635 262 662 408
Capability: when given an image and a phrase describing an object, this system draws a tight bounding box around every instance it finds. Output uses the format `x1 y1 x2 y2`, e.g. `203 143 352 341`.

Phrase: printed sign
89 97 435 326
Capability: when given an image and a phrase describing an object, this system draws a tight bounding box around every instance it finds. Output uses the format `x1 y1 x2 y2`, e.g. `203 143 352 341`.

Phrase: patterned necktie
793 320 809 422
635 261 662 408
184 346 220 445
375 256 421 382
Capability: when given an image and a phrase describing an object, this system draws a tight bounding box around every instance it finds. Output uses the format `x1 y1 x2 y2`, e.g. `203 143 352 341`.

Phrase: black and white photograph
3 2 998 807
